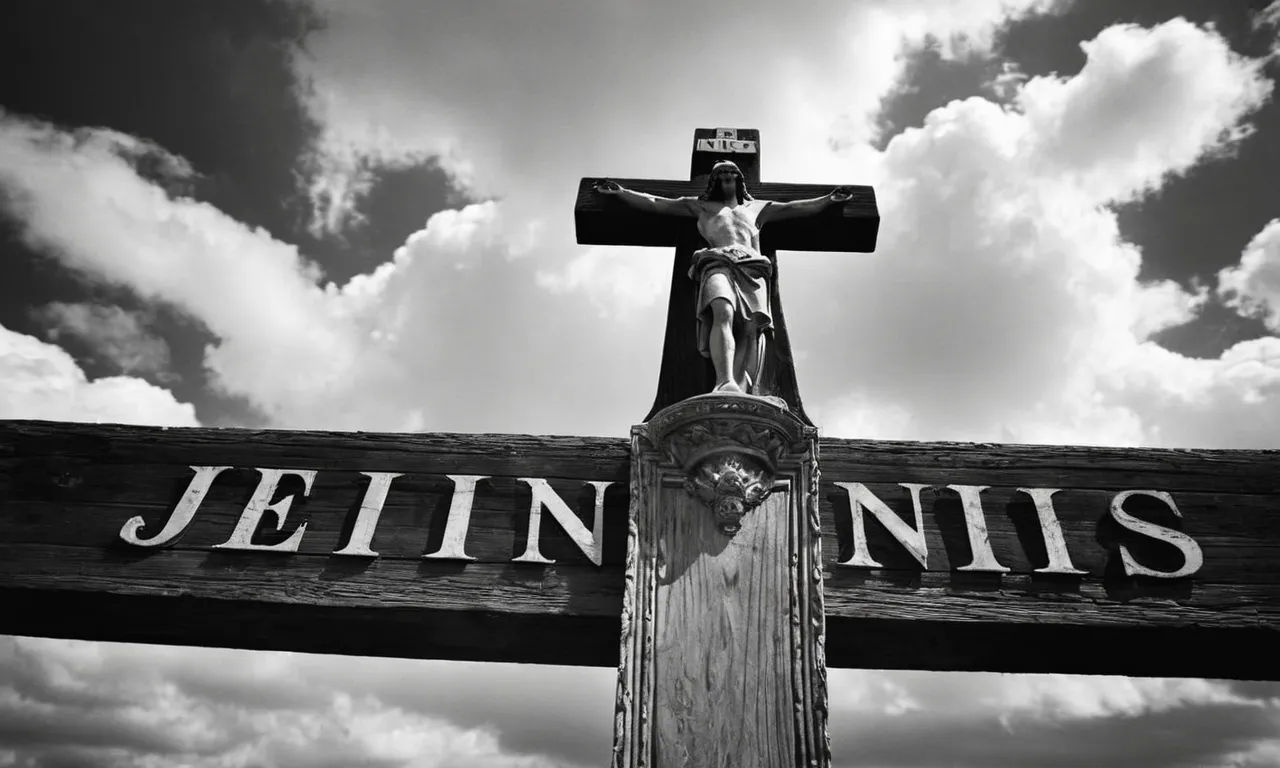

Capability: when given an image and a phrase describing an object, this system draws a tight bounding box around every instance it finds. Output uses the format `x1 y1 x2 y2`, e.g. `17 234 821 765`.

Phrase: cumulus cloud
1218 218 1280 332
1018 20 1271 201
781 18 1279 448
0 113 416 429
0 324 196 426
0 107 682 435
292 0 1069 306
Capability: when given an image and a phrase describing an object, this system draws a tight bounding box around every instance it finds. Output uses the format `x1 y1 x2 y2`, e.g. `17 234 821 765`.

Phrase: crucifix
575 128 878 765
575 127 879 422
2 131 1279 768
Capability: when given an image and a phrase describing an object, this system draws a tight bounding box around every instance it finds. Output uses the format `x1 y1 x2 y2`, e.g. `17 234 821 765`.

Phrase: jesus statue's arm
595 180 699 217
757 187 853 224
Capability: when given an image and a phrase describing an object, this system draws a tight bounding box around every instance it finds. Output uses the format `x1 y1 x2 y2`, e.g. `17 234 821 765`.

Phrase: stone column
611 393 829 767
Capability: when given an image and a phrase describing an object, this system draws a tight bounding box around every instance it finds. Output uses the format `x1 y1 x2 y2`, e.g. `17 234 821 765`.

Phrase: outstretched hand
596 179 622 195
829 186 853 203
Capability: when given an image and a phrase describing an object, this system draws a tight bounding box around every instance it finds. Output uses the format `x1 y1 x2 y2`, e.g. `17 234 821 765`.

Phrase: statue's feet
713 381 744 395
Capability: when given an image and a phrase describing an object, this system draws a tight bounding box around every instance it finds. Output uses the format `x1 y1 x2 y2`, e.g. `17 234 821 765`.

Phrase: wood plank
574 177 880 253
2 419 1278 679
650 466 798 764
823 574 1280 679
817 438 1280 495
0 543 621 667
3 543 1276 678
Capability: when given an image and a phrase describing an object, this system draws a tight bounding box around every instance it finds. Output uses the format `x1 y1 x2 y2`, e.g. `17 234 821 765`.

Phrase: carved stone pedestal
611 394 829 768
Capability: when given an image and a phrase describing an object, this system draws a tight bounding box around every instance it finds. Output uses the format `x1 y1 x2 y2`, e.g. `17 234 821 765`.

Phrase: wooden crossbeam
2 420 1277 680
574 177 880 253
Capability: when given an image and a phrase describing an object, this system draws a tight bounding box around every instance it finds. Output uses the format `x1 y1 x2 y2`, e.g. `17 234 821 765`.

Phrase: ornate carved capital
643 393 814 535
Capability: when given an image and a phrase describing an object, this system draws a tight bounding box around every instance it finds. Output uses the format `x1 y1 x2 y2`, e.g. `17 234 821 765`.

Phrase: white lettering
949 485 1010 573
119 465 230 547
1015 487 1087 575
422 474 489 561
513 478 613 566
1109 490 1203 578
833 482 930 569
213 468 316 553
332 472 402 557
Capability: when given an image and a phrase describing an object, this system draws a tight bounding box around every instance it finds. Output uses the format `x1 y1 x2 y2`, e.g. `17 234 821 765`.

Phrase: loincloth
689 245 774 359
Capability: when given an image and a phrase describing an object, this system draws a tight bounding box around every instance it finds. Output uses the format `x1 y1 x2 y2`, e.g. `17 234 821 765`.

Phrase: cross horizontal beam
574 177 879 252
2 420 1277 680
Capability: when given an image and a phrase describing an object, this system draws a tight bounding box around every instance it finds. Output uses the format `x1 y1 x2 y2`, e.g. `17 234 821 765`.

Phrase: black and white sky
2 0 1280 766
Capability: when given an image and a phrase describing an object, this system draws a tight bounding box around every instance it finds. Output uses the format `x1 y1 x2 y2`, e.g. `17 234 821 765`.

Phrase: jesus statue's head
701 160 752 204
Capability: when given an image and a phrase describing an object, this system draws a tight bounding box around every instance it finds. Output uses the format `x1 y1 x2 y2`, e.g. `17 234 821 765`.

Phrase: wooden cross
1 128 1278 767
575 128 881 764
574 127 878 420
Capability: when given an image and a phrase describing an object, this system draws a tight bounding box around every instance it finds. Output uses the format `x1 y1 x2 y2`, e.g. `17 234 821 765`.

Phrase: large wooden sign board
3 419 1277 681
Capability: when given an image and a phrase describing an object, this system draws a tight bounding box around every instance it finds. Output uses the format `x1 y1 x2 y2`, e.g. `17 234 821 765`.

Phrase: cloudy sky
2 0 1280 765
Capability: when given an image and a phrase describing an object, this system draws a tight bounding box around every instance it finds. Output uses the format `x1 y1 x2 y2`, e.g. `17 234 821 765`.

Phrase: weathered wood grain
612 408 828 766
652 485 795 765
2 419 1278 679
574 178 880 253
819 438 1280 495
823 575 1280 679
0 542 623 666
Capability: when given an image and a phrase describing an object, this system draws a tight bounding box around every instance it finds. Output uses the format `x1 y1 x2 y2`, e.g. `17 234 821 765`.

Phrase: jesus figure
597 161 851 395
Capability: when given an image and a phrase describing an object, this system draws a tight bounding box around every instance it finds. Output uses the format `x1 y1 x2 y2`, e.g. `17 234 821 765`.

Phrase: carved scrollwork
644 393 813 537
664 419 790 472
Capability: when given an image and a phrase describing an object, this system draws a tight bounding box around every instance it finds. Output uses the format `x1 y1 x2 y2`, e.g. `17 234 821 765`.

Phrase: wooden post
613 394 829 767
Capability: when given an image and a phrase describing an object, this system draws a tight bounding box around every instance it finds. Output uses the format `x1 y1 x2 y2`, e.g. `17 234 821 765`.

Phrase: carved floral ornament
645 394 813 535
